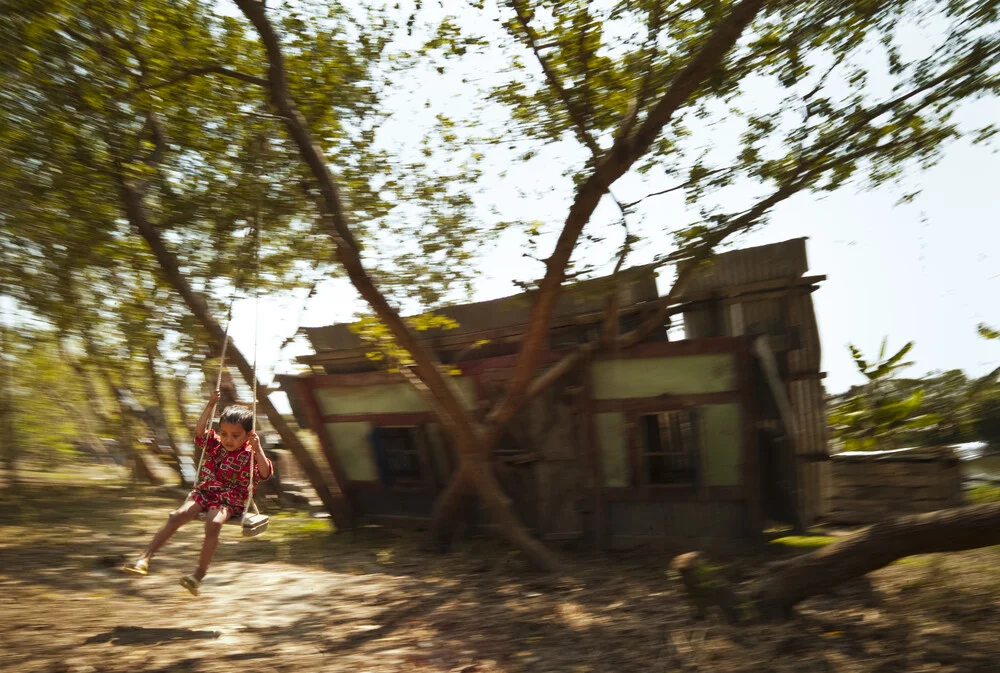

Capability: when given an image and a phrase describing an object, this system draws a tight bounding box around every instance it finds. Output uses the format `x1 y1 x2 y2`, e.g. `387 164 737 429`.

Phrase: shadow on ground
3 481 1000 673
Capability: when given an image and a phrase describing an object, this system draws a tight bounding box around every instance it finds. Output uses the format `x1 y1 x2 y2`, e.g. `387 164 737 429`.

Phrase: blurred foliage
830 338 1000 451
481 0 1000 258
967 483 1000 504
1 324 91 469
829 339 942 451
1 0 999 464
0 0 490 466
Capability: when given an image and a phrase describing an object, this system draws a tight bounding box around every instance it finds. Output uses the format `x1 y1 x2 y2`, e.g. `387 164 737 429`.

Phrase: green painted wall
315 377 478 415
590 354 737 399
594 413 628 487
592 404 743 488
325 422 377 481
699 403 742 486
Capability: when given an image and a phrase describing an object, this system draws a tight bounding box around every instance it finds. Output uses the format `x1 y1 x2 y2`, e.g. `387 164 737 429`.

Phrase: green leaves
978 323 1000 341
849 339 915 381
349 312 460 373
5 0 1000 422
849 344 871 378
831 339 940 452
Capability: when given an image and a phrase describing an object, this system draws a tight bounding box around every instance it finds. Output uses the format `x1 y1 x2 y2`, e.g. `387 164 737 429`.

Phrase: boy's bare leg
132 500 203 568
193 507 230 581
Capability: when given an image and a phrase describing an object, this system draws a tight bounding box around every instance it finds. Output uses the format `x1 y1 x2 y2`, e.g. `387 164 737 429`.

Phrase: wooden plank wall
785 292 830 525
675 240 831 527
677 238 809 296
827 452 963 524
608 500 746 548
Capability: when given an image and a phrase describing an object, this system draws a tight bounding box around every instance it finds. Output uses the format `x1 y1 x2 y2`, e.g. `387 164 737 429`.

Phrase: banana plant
829 339 941 452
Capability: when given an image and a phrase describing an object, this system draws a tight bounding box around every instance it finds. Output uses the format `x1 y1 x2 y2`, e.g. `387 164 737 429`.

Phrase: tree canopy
3 0 999 564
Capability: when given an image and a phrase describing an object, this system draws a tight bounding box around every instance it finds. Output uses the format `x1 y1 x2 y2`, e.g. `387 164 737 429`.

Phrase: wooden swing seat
194 508 269 537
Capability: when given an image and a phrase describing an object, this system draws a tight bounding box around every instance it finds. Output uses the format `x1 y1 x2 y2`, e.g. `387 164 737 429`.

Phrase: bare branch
142 66 268 91
232 0 474 438
509 0 602 156
620 167 732 210
802 51 847 106
611 0 768 171
485 0 769 438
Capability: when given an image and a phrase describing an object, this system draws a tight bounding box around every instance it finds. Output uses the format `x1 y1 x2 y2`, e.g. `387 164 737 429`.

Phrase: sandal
122 558 149 576
179 574 201 596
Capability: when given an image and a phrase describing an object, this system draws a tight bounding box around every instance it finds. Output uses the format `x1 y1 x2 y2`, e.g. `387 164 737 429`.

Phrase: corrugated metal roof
304 265 660 355
674 238 810 298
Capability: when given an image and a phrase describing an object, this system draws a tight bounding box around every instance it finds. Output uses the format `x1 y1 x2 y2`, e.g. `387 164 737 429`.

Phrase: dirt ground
3 475 1000 673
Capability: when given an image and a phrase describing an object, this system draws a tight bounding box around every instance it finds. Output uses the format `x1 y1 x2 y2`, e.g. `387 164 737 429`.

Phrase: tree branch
615 0 666 143
509 0 602 156
490 11 996 424
620 167 731 210
141 66 269 91
232 0 475 442
485 0 769 438
611 0 769 172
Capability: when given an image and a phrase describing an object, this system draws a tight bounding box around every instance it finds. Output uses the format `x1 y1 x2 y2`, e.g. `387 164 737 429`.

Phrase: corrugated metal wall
675 239 830 527
677 238 809 295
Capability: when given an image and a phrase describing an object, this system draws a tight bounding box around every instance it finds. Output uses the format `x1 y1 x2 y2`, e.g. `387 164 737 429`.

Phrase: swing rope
189 207 264 530
192 300 236 485
242 207 262 520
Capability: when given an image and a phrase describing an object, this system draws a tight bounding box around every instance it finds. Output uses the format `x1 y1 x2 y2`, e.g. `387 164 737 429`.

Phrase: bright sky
232 127 999 404
222 4 999 408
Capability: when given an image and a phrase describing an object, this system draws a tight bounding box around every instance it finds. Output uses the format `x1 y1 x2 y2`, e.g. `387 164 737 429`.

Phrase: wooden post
582 365 607 549
296 377 355 522
738 341 764 542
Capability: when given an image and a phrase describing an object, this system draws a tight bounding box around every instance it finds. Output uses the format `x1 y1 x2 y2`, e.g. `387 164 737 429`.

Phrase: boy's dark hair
219 405 254 432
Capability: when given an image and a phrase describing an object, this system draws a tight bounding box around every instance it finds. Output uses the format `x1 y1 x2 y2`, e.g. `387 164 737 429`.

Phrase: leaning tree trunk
129 351 191 486
79 331 159 484
145 347 186 460
751 502 1000 619
234 0 560 572
118 174 354 529
56 341 114 465
173 376 196 437
0 324 15 483
114 392 161 485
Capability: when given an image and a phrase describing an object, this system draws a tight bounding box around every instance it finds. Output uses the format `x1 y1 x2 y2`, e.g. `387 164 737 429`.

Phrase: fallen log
671 502 1000 621
751 502 1000 618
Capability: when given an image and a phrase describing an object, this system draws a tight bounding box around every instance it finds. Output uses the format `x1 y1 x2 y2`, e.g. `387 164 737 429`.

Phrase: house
278 238 829 548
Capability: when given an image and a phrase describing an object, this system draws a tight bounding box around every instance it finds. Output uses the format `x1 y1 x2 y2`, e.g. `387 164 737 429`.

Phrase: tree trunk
425 469 473 551
58 347 114 465
117 173 354 529
750 502 1000 619
472 461 561 572
65 348 114 432
0 324 16 482
115 391 161 485
234 0 557 569
140 348 191 486
78 330 156 483
173 376 195 437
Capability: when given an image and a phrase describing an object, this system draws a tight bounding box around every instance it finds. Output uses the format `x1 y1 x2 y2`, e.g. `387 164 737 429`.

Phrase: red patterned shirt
191 429 272 516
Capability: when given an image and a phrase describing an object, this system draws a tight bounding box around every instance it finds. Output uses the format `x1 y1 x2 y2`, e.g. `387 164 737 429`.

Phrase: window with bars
375 426 424 482
637 410 699 485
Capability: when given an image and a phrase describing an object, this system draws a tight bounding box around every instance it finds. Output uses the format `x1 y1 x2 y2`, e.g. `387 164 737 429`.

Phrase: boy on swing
124 389 272 595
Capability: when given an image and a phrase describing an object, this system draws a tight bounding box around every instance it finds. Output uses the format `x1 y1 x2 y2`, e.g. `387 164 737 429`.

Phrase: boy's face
218 422 250 452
